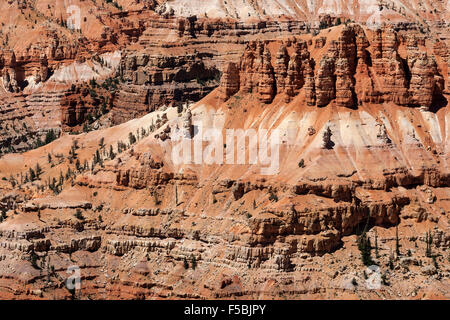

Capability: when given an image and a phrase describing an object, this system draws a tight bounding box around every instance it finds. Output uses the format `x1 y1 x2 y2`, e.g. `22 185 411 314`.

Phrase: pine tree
432 256 438 270
269 190 278 202
109 145 115 160
45 129 57 144
426 230 432 258
29 250 39 269
9 175 16 188
66 167 72 180
35 163 42 179
128 132 137 145
74 209 84 220
59 171 64 186
95 149 101 164
357 232 373 266
395 225 401 257
177 103 183 114
389 249 394 270
29 167 36 181
175 185 178 205
375 229 379 258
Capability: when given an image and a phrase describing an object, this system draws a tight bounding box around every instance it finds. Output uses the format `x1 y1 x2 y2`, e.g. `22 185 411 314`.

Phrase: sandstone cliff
0 1 448 300
218 24 447 110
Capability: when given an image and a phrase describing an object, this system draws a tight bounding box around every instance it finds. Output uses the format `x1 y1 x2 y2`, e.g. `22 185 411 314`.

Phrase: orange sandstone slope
0 21 448 299
1 0 449 156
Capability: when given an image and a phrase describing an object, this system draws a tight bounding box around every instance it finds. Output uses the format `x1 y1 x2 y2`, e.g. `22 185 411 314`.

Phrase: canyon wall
219 24 447 112
0 1 448 300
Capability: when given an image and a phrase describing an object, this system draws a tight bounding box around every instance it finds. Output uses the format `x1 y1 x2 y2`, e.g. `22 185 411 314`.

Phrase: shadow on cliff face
352 213 401 239
429 94 448 113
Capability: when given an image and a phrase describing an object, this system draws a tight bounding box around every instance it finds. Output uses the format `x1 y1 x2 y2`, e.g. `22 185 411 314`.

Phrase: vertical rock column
2 50 19 92
372 27 409 105
408 52 441 110
218 62 240 102
315 53 336 107
274 45 289 97
239 41 257 94
257 46 276 104
285 43 304 102
36 54 49 84
334 27 357 108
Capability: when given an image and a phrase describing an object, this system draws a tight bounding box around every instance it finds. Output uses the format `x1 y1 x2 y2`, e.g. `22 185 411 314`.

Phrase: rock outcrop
256 46 276 103
115 52 220 123
1 50 19 93
218 62 240 102
274 45 289 96
408 52 443 110
218 25 447 110
35 54 49 84
0 1 448 301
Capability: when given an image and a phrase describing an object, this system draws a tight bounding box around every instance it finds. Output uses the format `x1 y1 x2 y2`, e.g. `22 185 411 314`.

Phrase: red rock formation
115 52 221 123
303 59 316 106
433 40 449 59
315 54 336 107
408 52 441 110
371 27 410 105
274 45 289 95
223 39 318 104
0 9 449 298
256 46 276 103
239 41 258 93
285 41 308 101
334 27 358 107
1 94 448 299
218 62 240 102
35 54 49 84
1 50 19 93
238 41 277 103
218 24 447 110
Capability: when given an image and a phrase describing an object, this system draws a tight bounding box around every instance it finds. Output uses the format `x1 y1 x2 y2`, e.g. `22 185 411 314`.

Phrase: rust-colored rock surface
217 24 447 110
218 62 240 102
0 0 448 300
